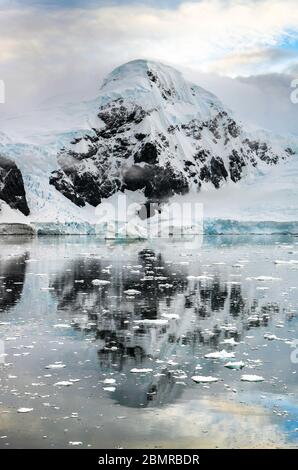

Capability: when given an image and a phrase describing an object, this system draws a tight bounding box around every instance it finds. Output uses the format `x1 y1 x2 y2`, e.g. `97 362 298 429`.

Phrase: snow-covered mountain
0 59 298 234
50 60 294 206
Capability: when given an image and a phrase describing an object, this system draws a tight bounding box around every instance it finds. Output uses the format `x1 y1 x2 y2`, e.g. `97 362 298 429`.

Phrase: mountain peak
45 60 295 209
100 59 224 124
102 59 182 87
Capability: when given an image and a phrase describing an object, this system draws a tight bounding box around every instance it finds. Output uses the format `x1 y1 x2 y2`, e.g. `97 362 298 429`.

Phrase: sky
0 0 297 133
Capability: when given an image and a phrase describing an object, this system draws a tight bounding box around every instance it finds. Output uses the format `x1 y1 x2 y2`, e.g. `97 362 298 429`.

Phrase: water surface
0 235 297 448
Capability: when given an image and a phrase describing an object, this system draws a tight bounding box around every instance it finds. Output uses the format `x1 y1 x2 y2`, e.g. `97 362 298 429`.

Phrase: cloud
207 47 298 76
177 64 298 135
0 0 297 121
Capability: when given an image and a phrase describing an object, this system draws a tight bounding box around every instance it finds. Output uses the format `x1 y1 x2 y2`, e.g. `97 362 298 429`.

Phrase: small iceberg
187 275 213 281
45 363 66 369
161 313 180 320
54 381 73 387
103 378 116 384
17 408 34 413
205 350 235 359
53 324 71 329
224 361 245 370
92 279 111 286
264 333 279 341
130 368 153 373
124 289 141 296
274 260 298 265
241 374 264 382
133 319 168 325
191 375 219 383
221 338 239 346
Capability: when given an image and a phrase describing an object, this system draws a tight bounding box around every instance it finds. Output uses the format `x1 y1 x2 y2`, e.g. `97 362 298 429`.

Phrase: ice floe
191 375 219 383
17 408 33 413
103 378 116 384
205 350 235 359
54 381 73 387
133 319 168 326
123 289 141 296
69 441 83 446
91 279 111 286
221 338 239 346
45 363 66 369
264 333 279 341
241 374 264 382
224 361 245 370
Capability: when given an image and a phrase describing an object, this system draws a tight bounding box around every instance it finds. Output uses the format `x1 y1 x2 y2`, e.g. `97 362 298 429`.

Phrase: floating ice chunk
221 338 239 346
205 350 235 359
187 275 213 281
133 319 168 325
221 325 238 333
103 386 116 392
53 324 71 329
130 368 153 373
241 374 264 382
274 260 298 265
45 363 66 369
54 381 73 387
124 289 141 296
247 359 263 366
17 408 33 413
191 375 219 383
247 315 260 323
91 279 111 286
224 361 245 370
173 372 187 379
69 441 83 446
161 313 180 320
254 276 281 282
103 378 116 384
264 333 279 341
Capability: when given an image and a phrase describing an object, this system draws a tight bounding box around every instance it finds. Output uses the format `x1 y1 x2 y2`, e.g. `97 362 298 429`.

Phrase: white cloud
181 68 298 135
0 0 297 119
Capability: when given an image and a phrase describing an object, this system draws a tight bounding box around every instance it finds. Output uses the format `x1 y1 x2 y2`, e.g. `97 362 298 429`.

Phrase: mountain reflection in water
0 236 297 448
49 242 294 408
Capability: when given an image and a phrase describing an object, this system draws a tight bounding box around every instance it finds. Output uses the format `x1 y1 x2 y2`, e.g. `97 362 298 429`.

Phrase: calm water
0 235 298 448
